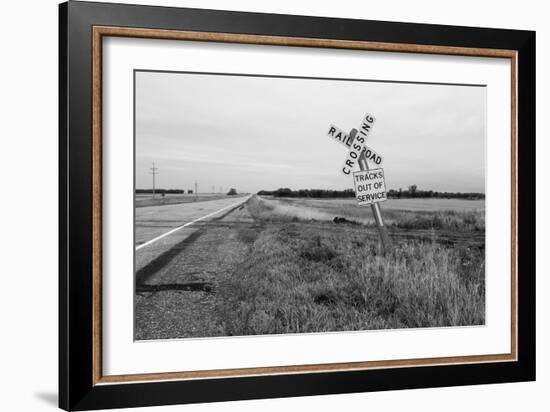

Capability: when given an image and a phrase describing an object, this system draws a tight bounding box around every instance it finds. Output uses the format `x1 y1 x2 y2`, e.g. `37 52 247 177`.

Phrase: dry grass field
214 196 485 335
135 195 485 339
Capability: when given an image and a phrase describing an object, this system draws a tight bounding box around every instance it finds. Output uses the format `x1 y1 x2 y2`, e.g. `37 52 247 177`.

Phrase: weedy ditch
213 213 485 336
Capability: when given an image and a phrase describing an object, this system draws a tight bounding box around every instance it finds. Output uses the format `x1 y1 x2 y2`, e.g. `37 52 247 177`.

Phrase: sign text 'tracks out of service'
353 168 387 205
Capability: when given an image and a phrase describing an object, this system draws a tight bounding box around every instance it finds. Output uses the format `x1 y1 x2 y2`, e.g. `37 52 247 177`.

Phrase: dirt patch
333 216 359 225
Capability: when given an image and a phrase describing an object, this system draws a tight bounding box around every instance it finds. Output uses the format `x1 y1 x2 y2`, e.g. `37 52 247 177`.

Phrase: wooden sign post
350 128 392 255
327 117 392 255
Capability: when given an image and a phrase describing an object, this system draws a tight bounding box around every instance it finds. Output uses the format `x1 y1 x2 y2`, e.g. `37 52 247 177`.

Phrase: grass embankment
214 196 485 335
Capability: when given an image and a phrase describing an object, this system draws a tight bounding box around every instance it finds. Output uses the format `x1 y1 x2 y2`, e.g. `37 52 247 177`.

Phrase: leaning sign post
326 115 392 255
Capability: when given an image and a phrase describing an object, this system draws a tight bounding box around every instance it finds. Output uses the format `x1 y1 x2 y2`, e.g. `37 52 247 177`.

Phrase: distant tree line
257 185 484 200
136 189 185 194
257 188 355 198
387 185 485 200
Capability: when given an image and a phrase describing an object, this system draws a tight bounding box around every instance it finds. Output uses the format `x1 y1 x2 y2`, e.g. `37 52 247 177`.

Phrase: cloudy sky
135 71 485 194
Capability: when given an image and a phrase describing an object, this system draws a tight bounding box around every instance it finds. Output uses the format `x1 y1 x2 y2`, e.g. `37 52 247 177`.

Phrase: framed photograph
59 1 535 410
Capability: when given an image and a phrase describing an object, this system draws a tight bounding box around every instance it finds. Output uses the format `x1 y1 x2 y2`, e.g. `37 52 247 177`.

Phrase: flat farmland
260 196 484 216
135 195 485 340
255 196 485 241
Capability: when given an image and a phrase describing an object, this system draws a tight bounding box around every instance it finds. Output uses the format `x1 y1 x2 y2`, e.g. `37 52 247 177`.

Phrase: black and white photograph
134 70 486 340
1 0 542 410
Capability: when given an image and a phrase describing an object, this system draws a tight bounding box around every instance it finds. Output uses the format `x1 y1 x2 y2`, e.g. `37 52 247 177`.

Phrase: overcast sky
135 71 485 194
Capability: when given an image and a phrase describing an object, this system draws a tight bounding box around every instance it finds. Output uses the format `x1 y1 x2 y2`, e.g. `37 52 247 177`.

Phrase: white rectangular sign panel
353 168 387 205
341 113 376 175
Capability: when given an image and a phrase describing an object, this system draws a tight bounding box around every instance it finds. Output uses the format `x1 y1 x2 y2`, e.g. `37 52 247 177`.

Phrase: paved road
135 201 259 340
135 195 250 272
136 195 250 245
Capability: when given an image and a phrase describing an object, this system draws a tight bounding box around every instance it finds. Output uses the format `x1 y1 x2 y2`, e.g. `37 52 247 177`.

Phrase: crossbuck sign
340 113 376 176
326 113 387 205
327 125 384 168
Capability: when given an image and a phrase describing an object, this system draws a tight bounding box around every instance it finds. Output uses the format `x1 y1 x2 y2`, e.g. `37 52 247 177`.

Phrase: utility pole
195 181 198 200
149 162 159 199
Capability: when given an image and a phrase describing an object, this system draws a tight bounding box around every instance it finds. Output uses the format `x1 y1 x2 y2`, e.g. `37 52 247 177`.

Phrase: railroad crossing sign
325 113 392 254
340 113 376 176
327 126 384 166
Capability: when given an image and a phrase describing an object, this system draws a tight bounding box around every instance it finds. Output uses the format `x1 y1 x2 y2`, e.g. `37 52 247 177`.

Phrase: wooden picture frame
59 1 535 410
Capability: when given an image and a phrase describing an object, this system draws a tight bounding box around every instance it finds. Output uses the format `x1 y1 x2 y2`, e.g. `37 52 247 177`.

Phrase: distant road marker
135 195 251 251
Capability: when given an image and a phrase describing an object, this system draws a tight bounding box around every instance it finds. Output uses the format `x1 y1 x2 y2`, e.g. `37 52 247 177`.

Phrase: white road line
135 195 251 251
